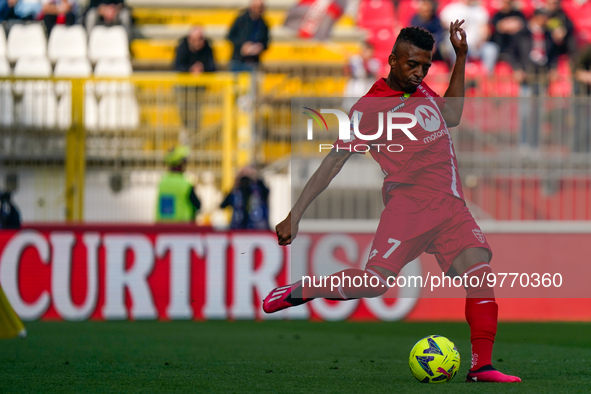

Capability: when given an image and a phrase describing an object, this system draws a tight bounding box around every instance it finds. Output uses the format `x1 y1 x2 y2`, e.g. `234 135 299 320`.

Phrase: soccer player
263 22 521 383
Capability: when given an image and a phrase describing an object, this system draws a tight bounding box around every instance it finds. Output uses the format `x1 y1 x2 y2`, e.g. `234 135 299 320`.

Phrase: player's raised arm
442 20 468 127
276 149 353 245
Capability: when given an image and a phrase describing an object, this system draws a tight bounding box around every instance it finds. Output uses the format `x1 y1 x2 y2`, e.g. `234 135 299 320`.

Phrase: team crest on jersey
369 249 378 259
472 229 486 243
415 105 441 132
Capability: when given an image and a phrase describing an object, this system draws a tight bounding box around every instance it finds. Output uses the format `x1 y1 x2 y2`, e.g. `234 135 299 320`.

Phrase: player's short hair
392 27 435 54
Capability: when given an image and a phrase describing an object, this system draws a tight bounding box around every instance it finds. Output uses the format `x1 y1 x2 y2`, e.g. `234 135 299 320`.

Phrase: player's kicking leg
451 248 521 383
263 267 391 313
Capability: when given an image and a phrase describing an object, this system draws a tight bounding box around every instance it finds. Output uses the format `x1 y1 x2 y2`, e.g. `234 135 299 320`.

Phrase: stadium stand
128 0 363 69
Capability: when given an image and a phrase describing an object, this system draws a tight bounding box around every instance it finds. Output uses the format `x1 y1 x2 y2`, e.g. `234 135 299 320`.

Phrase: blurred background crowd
1 0 589 93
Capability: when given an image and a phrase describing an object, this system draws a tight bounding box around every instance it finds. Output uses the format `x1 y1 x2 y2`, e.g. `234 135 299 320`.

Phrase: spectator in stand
513 9 553 150
11 0 43 21
85 0 131 39
544 0 575 68
173 26 215 136
573 45 591 151
513 10 557 84
220 166 270 230
490 0 527 68
40 0 78 35
343 41 381 110
440 0 499 73
0 191 21 230
227 0 269 72
575 45 591 96
174 26 215 74
0 0 16 21
410 0 444 61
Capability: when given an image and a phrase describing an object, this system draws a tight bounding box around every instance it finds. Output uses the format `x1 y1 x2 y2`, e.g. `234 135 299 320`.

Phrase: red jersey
334 78 464 202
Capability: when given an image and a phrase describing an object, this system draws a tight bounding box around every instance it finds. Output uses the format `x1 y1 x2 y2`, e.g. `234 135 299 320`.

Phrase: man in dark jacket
220 166 269 230
544 0 575 67
173 26 216 135
410 0 444 61
174 26 216 74
513 9 554 150
490 0 528 67
227 0 269 72
573 45 591 152
0 191 21 230
85 0 132 39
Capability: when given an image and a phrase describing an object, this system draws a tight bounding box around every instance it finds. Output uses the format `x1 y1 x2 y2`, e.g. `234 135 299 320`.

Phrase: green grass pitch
1 321 590 392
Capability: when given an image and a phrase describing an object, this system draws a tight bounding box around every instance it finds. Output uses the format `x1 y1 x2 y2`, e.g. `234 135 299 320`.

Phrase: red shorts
366 184 492 275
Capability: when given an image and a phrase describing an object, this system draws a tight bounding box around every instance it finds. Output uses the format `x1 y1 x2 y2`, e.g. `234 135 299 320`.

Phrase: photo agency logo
303 106 419 152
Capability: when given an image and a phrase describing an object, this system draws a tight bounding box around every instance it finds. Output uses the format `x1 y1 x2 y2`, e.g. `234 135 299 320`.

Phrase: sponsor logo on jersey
415 105 441 132
390 103 405 112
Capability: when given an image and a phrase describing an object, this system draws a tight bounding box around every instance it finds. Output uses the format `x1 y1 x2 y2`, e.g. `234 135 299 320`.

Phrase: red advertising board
0 225 589 322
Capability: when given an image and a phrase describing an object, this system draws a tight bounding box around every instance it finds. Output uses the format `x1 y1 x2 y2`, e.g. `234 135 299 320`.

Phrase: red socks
464 263 498 371
301 268 389 299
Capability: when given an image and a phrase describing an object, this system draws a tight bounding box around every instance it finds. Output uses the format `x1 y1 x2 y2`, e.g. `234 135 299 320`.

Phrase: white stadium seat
13 55 52 77
93 57 134 95
96 90 140 130
48 25 87 62
0 57 13 126
94 57 133 77
0 28 6 58
54 57 94 129
13 56 56 128
6 24 47 62
88 25 129 63
54 57 92 78
93 57 138 130
0 56 10 76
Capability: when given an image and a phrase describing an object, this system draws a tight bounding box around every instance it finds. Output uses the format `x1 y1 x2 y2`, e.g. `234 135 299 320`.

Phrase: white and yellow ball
408 335 460 383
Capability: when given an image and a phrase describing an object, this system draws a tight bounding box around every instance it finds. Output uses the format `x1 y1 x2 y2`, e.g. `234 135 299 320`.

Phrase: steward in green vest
156 146 201 222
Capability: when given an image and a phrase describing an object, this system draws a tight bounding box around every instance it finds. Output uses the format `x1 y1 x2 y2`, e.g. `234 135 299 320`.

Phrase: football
408 335 461 383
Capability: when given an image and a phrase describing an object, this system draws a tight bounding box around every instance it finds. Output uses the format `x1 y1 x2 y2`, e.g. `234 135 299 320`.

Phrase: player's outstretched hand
276 212 298 245
449 20 468 58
